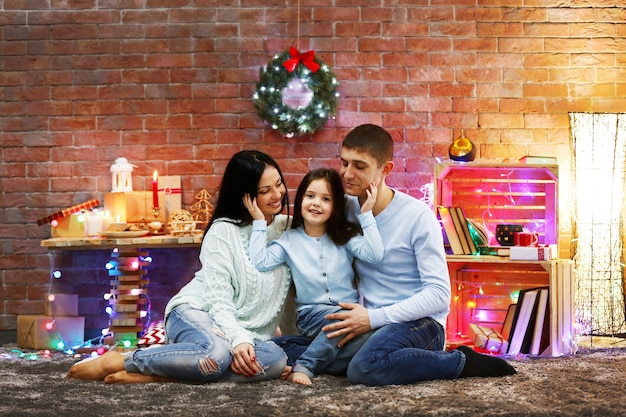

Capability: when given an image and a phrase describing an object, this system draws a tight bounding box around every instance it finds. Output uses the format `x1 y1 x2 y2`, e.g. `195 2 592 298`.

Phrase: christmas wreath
253 47 339 137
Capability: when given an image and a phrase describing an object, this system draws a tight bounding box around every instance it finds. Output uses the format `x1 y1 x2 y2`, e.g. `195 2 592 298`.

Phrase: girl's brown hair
291 168 361 246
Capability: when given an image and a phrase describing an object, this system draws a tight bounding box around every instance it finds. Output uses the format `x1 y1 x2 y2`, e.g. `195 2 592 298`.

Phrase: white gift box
509 244 557 261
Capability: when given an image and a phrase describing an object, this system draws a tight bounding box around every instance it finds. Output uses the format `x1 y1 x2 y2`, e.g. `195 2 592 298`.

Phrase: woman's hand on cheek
243 194 265 221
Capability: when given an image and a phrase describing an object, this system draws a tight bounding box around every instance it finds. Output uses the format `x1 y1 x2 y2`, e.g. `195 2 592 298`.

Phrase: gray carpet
1 344 626 417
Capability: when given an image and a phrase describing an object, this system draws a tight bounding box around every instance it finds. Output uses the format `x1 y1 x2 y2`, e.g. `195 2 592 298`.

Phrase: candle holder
149 207 163 234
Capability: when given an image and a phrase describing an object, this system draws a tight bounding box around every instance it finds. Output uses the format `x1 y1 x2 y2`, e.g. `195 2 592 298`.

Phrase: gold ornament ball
449 129 476 162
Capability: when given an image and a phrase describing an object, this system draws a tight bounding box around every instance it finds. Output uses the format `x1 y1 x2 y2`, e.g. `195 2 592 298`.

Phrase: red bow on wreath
282 47 320 73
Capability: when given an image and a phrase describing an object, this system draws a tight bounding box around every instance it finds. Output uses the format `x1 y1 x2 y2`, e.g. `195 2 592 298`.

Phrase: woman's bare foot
104 370 177 384
66 351 125 381
286 371 312 386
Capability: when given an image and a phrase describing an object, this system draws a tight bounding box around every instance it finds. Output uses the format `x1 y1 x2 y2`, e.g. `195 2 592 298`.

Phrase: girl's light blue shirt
249 211 384 309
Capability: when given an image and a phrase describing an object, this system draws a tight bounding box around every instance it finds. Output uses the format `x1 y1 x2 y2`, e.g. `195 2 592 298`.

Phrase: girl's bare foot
104 370 177 384
280 366 292 380
66 351 125 381
286 371 312 385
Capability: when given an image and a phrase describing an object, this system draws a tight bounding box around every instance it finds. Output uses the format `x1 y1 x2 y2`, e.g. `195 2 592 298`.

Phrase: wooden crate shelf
434 163 558 246
435 163 573 356
446 257 574 357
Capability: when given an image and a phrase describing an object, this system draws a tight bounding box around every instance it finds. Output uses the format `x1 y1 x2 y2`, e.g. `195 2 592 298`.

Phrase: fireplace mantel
41 234 203 250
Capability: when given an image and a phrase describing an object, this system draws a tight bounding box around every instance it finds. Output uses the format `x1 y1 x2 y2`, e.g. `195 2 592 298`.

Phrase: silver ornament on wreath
253 47 339 137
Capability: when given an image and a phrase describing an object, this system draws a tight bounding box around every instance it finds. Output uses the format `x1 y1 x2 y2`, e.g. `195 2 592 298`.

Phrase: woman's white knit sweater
165 215 292 349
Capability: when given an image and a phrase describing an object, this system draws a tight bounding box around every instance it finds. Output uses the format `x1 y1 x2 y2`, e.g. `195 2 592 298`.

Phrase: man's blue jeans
347 317 465 386
291 304 372 378
124 304 287 383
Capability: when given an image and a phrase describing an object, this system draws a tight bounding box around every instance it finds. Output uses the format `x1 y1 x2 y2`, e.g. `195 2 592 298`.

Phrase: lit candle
152 170 159 208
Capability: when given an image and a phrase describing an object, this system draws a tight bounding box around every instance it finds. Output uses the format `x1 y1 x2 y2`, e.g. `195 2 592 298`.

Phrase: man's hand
322 302 372 348
230 342 262 377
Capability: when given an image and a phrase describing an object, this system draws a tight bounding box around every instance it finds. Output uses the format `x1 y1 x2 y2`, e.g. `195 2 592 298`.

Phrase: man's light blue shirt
345 190 451 330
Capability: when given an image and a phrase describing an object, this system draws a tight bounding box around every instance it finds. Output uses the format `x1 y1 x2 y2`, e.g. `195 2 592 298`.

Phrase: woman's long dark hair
203 150 289 237
291 168 360 246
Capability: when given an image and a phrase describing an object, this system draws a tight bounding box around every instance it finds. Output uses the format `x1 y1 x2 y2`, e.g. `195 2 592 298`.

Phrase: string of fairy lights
431 163 560 343
15 129 622 360
16 225 155 360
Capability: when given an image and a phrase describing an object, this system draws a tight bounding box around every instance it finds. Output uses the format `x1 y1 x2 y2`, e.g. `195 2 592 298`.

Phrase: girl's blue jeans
291 304 372 378
123 304 287 383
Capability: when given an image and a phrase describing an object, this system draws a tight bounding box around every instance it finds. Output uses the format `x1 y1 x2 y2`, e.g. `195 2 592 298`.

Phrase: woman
67 150 293 384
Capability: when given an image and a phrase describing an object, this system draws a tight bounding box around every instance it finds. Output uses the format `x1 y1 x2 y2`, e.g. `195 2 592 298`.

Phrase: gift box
468 323 509 354
509 245 557 261
17 315 85 350
104 191 166 224
158 175 182 219
44 293 78 317
104 176 180 227
37 199 100 238
50 213 86 238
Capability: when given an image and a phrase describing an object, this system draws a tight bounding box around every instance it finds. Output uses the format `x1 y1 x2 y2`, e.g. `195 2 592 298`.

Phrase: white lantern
110 157 135 192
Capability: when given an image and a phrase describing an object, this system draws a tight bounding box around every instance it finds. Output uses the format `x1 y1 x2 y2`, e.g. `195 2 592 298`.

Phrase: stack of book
502 286 551 356
437 206 483 255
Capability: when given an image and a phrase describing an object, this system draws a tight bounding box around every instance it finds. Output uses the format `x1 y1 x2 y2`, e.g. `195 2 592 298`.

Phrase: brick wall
1 1 625 334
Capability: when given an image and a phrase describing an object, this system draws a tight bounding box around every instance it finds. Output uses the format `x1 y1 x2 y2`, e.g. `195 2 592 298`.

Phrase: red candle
152 170 159 207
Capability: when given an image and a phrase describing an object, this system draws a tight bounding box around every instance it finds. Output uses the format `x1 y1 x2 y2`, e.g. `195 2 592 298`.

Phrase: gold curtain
570 113 626 336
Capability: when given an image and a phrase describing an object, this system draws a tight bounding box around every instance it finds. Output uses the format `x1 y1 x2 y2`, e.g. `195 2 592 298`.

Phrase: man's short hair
342 124 394 167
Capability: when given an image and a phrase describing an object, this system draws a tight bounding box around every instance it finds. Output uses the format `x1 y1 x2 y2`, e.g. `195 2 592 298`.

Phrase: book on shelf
438 206 483 255
454 206 479 255
506 286 552 355
437 206 464 255
520 289 543 354
466 217 489 247
449 206 471 255
501 303 517 341
479 246 510 257
530 287 551 356
507 288 539 355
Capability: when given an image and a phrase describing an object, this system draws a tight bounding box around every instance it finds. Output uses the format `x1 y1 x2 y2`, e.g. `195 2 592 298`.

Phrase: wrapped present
137 321 166 347
468 323 508 354
37 199 101 238
104 191 166 224
36 199 100 226
158 175 182 219
17 315 85 350
49 213 86 238
104 176 180 229
510 244 557 261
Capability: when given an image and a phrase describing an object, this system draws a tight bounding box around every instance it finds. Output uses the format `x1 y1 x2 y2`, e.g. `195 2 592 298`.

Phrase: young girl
67 150 294 384
243 167 383 385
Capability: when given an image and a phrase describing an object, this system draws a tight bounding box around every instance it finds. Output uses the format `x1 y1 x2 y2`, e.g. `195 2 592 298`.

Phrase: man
322 124 516 386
